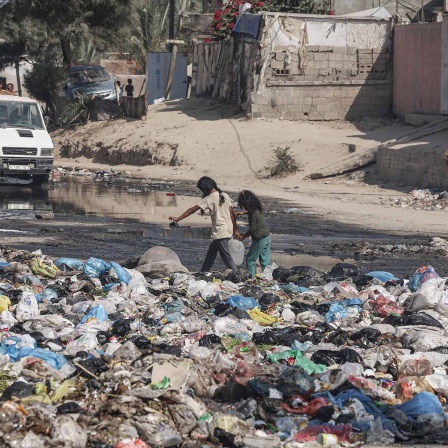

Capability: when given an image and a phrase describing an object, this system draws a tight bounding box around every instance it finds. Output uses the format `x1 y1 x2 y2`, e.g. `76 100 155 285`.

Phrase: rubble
330 236 448 258
0 244 446 447
378 189 448 211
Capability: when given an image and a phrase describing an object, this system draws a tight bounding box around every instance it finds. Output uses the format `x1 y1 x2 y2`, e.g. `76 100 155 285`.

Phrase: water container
228 239 245 266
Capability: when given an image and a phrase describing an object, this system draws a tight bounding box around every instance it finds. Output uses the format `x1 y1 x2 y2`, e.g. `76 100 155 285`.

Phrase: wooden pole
420 0 425 22
15 61 22 97
165 45 178 100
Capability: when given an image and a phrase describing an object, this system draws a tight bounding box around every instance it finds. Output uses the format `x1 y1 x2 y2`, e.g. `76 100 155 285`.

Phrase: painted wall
393 22 442 116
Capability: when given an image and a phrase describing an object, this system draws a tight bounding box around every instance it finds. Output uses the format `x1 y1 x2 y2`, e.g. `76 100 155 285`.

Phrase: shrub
266 146 301 178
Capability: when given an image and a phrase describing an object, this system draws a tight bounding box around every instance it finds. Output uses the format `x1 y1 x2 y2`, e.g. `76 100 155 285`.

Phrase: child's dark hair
238 190 262 212
197 176 225 205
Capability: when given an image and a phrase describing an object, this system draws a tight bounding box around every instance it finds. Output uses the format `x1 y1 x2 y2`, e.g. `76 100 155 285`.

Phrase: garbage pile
380 189 448 211
0 247 448 447
330 236 448 258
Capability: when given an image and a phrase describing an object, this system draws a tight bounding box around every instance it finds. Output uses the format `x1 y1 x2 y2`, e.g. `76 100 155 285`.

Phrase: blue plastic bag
367 271 400 284
408 265 440 292
54 257 84 270
226 295 260 311
396 391 445 423
80 305 109 324
18 347 67 370
162 300 184 314
109 261 132 285
1 336 37 361
36 288 58 303
103 283 120 292
16 275 42 286
82 258 111 279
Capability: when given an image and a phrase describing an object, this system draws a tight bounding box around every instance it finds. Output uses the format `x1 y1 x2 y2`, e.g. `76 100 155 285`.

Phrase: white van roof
0 95 38 104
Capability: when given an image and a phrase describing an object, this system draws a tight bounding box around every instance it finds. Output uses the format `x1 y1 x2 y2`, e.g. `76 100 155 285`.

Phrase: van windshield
0 100 45 130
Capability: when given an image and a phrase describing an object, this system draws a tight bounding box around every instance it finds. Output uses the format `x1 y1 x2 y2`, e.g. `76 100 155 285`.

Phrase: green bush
266 146 302 178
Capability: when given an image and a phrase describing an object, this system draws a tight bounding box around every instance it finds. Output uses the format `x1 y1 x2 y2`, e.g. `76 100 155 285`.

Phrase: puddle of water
270 253 356 271
0 176 211 226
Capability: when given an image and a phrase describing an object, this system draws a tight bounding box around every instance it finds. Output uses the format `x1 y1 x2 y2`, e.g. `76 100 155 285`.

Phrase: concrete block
347 47 357 55
318 46 333 52
275 52 288 61
312 97 328 105
303 88 320 97
318 70 332 77
287 104 303 113
309 112 325 120
358 49 373 54
303 104 313 113
333 88 347 98
343 62 357 70
307 45 319 52
313 53 329 61
254 95 269 105
314 60 330 69
372 48 386 54
319 89 334 98
270 60 285 70
316 104 333 112
301 96 313 105
343 54 358 62
324 111 341 120
329 53 344 61
333 47 347 54
330 61 344 69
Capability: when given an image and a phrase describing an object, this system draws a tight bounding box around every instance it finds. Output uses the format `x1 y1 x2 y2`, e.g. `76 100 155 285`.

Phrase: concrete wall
251 81 391 120
393 22 442 117
377 139 448 187
251 15 393 120
332 0 443 22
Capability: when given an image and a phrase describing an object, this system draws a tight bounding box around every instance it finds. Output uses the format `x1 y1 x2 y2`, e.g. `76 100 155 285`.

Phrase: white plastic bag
259 263 278 281
409 278 447 312
15 292 39 322
229 238 245 266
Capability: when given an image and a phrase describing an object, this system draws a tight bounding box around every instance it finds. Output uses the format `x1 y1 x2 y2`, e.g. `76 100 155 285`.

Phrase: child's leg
246 240 262 277
259 236 272 271
201 240 219 272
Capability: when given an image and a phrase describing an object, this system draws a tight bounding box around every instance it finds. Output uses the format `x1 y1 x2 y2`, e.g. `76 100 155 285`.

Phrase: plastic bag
226 295 259 311
267 350 327 375
66 330 98 356
396 391 444 425
410 278 446 312
214 316 250 337
109 261 132 284
228 238 245 266
399 359 432 377
80 305 109 324
54 257 84 271
259 263 278 281
278 366 315 398
51 415 88 448
248 308 279 326
0 295 11 312
15 292 39 322
82 257 110 279
409 265 440 292
366 271 400 284
30 258 59 279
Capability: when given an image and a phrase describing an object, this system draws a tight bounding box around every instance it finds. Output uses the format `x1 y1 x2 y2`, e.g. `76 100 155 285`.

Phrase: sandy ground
51 97 448 239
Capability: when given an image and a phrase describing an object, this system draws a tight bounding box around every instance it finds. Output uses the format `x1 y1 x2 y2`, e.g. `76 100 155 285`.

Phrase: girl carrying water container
236 190 271 277
169 176 240 272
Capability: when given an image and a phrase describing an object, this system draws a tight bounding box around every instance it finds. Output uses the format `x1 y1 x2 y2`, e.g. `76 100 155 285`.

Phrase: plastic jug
229 239 245 266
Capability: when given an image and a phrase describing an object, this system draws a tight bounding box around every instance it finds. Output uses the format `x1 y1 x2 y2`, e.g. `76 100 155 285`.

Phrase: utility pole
168 0 175 52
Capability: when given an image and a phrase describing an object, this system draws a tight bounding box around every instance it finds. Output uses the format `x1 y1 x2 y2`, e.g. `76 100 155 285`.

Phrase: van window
0 100 45 130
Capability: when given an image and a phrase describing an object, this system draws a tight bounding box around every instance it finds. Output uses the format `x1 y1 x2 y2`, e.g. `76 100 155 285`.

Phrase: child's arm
241 212 256 240
230 207 242 239
235 210 248 217
169 205 201 223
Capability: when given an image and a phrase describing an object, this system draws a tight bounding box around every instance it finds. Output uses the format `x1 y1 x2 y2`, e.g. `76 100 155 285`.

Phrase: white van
0 95 53 184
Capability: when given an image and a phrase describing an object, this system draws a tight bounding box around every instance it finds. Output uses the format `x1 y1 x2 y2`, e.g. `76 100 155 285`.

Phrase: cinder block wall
251 45 392 121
